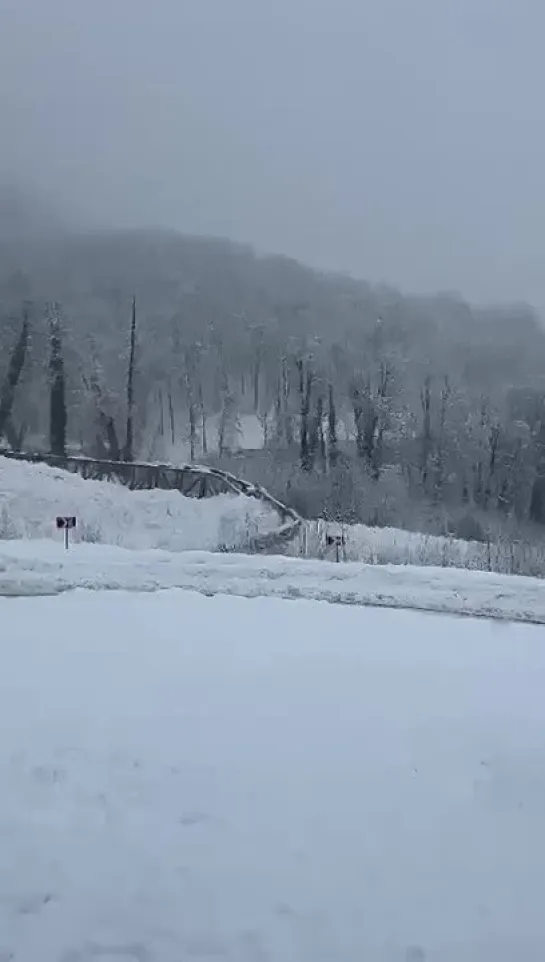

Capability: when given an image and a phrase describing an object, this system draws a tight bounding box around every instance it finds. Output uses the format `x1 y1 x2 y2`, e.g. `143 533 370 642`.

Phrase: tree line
0 298 138 464
2 225 545 539
2 292 545 538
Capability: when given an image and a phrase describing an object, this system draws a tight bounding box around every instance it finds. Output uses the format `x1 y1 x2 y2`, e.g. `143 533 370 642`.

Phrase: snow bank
300 518 545 578
1 590 544 960
0 456 280 552
1 539 545 623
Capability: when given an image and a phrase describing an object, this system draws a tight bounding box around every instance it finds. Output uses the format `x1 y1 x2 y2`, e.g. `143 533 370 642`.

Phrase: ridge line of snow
1 541 544 624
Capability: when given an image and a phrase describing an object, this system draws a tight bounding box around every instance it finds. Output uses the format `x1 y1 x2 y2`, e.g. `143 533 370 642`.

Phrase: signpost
56 516 76 550
326 532 346 563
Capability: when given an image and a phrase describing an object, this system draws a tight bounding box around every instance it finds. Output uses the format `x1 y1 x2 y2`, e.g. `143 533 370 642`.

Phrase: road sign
56 517 76 530
56 516 76 549
326 532 346 563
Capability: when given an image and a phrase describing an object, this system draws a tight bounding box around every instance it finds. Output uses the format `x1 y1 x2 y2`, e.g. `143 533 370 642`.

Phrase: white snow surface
1 538 545 623
0 456 280 551
301 519 545 577
1 589 545 961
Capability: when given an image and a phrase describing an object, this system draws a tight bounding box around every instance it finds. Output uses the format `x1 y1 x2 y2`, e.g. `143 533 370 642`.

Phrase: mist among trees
2 190 545 545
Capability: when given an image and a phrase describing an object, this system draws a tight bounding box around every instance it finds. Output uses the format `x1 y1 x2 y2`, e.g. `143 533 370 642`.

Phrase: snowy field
1 539 545 624
1 589 545 961
0 456 279 552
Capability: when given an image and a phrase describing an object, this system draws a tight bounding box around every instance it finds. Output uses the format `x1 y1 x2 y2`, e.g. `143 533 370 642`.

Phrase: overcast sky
1 0 544 305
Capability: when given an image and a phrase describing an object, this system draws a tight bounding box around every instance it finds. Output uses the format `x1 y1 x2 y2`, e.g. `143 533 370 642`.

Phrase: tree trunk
433 377 450 501
530 475 545 524
168 390 175 445
274 379 283 446
3 415 26 452
158 387 165 437
184 372 197 463
188 402 197 461
198 382 207 455
317 395 326 469
258 411 268 447
100 412 120 461
327 383 338 467
352 386 365 460
484 423 500 508
420 376 432 487
297 359 313 471
49 308 66 458
0 309 30 441
282 357 294 445
123 296 137 462
253 356 261 412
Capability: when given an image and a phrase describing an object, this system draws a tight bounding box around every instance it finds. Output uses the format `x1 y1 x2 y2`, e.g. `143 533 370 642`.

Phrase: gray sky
1 0 544 305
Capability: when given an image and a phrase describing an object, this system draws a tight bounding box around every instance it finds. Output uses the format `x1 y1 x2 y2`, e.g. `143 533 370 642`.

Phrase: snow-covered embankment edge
1 540 544 624
0 454 287 552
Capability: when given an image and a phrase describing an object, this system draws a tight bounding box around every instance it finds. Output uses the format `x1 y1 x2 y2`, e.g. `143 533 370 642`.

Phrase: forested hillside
2 197 545 539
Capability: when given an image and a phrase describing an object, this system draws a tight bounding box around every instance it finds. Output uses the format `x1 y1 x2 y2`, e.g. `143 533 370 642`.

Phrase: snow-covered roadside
1 539 545 624
0 456 280 551
298 518 545 578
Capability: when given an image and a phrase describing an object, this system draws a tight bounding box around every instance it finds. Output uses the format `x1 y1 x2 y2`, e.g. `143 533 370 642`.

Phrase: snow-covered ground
302 519 545 578
0 456 280 552
1 539 545 624
1 589 545 961
5 448 545 583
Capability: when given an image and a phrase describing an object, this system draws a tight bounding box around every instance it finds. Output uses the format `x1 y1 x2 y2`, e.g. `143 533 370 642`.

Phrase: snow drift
1 539 545 624
0 455 281 552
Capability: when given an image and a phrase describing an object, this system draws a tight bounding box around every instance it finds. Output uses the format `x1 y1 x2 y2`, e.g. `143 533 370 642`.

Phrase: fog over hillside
3 0 545 306
3 0 545 543
2 184 545 545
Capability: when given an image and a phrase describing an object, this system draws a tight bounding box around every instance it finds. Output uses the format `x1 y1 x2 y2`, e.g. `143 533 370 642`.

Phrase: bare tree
316 393 326 469
433 376 451 500
351 362 392 480
530 413 545 523
198 381 208 455
282 355 294 445
0 306 30 443
168 387 175 445
185 381 197 463
420 375 432 488
48 303 67 458
297 358 314 471
258 409 269 447
218 376 240 456
123 296 137 462
183 348 198 462
81 345 121 460
273 377 283 447
251 324 264 413
327 383 338 467
484 420 500 509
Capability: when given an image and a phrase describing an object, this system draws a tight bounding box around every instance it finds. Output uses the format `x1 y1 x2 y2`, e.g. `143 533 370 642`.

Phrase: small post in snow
56 516 76 550
326 532 346 563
